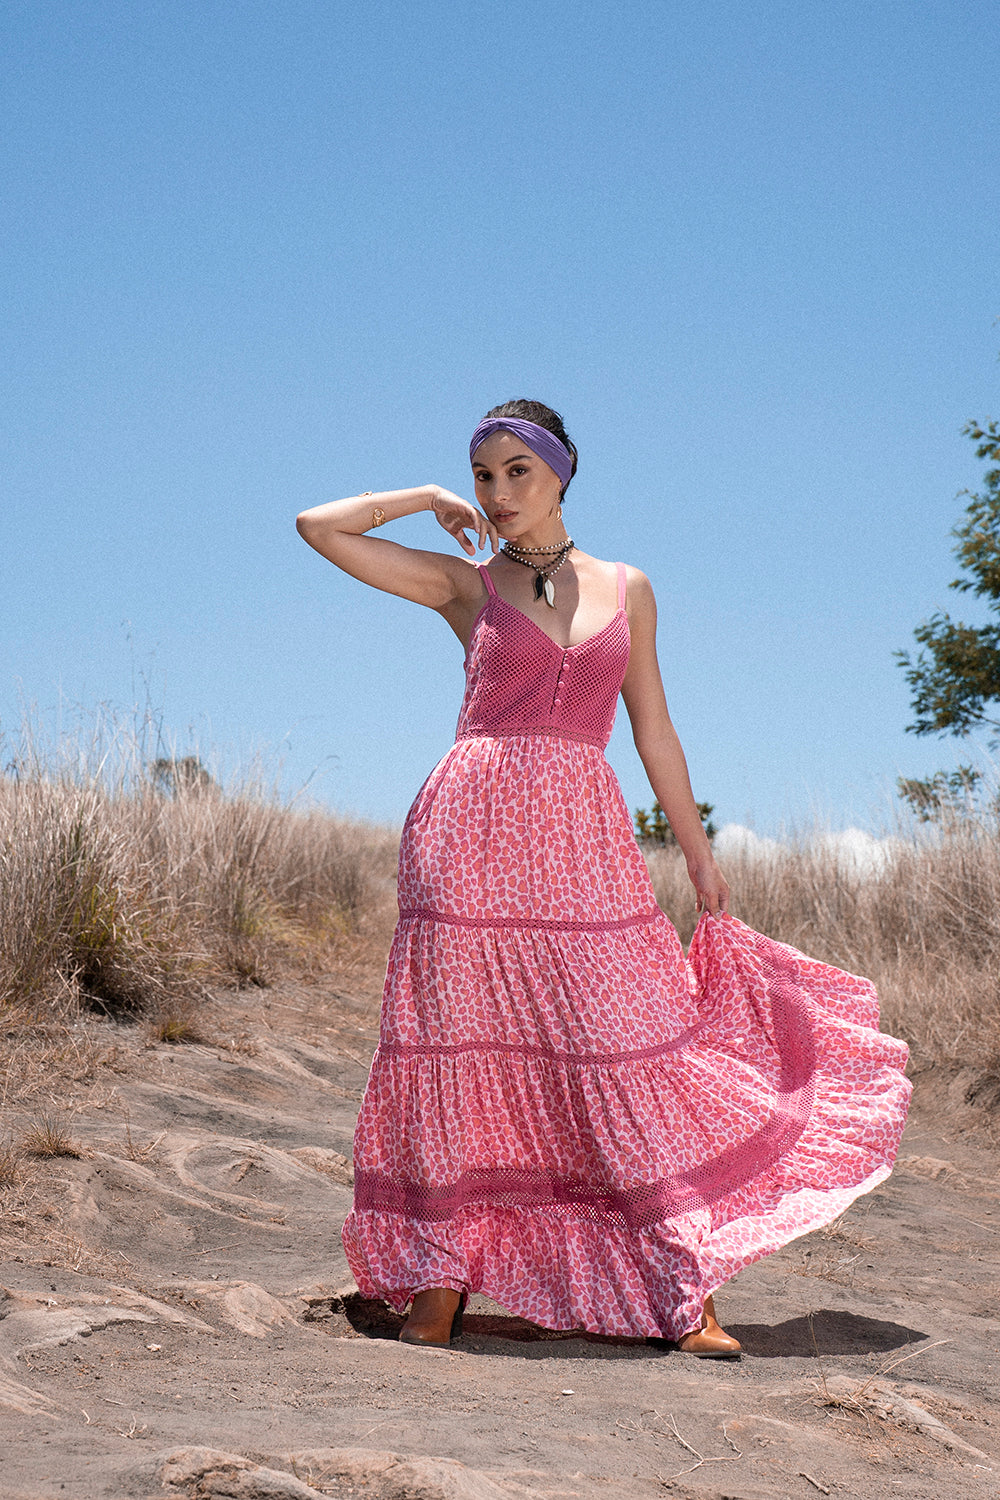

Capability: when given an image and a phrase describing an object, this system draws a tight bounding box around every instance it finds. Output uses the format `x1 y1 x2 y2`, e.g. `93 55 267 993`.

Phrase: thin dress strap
615 562 627 610
477 563 498 597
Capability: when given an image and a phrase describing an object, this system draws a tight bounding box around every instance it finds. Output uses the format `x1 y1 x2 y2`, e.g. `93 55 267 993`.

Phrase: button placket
552 653 569 711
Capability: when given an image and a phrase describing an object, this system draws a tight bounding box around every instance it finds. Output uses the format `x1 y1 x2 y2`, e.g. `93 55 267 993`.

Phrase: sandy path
1 981 998 1499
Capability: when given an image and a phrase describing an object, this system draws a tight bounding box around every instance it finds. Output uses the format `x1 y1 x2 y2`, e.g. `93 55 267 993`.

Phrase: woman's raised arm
620 569 730 915
295 485 498 610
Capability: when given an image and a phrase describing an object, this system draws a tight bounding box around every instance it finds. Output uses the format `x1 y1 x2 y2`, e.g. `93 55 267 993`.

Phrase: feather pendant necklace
501 540 575 608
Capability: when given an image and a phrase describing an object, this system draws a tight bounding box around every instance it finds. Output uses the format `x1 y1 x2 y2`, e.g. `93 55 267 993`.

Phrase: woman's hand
688 854 730 916
429 487 499 557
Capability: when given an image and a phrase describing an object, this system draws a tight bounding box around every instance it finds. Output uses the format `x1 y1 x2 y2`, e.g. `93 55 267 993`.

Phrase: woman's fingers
475 507 498 552
434 498 498 557
696 883 730 916
474 510 500 553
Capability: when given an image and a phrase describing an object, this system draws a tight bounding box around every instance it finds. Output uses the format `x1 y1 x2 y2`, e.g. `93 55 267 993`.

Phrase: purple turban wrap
469 417 574 489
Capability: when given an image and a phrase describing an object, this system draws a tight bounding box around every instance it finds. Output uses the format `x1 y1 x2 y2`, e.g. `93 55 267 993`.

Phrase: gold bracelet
359 491 386 528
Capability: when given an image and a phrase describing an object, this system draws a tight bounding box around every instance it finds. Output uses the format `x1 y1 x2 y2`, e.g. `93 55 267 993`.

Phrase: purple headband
469 417 574 489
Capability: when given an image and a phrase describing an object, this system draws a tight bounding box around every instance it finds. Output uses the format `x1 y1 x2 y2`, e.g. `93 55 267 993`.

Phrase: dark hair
482 398 578 499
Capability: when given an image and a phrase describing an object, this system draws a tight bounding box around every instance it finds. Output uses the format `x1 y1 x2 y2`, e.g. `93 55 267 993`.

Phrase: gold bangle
359 492 386 529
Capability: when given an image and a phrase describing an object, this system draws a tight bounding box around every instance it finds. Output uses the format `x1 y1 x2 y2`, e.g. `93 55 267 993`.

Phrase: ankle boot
676 1294 741 1358
398 1288 466 1348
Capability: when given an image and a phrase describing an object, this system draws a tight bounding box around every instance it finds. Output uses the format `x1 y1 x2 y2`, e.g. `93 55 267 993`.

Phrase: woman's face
471 429 564 540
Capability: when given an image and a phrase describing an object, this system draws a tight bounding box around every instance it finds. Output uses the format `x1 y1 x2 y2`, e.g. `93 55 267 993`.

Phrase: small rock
1 1305 156 1358
219 1283 298 1338
129 1445 519 1500
823 1375 993 1463
283 1446 521 1500
896 1155 957 1181
131 1446 321 1498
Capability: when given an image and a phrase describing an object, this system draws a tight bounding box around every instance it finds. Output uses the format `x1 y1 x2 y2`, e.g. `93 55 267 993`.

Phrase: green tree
634 800 717 846
896 416 1000 737
896 764 986 823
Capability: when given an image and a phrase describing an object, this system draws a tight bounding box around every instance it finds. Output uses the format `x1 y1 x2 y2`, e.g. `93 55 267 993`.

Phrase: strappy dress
341 562 911 1339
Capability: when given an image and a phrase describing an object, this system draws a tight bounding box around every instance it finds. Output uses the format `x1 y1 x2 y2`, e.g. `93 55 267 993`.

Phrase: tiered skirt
341 733 911 1339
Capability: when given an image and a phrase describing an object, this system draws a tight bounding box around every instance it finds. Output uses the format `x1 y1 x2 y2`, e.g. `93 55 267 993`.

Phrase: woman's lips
493 511 517 522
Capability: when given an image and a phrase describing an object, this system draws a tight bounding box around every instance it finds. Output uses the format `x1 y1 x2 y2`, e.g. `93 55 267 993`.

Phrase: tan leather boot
676 1294 742 1358
398 1288 466 1347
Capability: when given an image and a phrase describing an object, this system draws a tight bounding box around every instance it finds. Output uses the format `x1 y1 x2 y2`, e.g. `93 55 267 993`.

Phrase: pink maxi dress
341 563 911 1339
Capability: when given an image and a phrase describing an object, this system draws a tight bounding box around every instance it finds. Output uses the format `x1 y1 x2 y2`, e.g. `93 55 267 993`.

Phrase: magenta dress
341 563 911 1339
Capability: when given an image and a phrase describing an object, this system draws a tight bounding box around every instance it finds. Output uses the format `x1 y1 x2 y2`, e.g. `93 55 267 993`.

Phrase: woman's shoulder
577 553 654 599
440 551 495 602
620 565 655 619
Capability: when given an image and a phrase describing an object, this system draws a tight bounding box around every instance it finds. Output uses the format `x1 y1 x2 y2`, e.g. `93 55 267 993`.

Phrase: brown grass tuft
0 1136 22 1188
20 1115 82 1159
147 1010 206 1045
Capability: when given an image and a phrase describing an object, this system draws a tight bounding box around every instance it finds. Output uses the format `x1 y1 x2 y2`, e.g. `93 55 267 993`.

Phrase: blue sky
2 0 998 833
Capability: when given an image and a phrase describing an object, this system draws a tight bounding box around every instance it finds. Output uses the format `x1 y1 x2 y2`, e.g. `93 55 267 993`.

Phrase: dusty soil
1 978 998 1500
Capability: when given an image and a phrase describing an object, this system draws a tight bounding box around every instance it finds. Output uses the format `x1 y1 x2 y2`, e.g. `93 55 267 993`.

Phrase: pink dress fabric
341 563 911 1340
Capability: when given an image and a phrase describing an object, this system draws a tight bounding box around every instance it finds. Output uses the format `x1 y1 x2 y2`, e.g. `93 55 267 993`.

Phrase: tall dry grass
3 711 998 1074
0 722 399 1028
647 822 1000 1069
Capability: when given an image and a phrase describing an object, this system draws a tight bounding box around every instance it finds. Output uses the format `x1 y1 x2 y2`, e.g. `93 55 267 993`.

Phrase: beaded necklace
501 539 575 608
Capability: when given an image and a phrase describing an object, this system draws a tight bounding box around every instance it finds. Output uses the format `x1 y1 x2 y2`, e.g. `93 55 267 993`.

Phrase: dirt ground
1 977 998 1500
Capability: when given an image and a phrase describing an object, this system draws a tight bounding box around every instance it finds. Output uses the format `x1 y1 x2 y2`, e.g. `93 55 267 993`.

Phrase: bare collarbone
458 549 624 653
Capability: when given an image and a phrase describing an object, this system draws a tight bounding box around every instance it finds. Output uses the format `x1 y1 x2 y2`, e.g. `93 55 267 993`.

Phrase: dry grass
0 1135 21 1188
146 1007 209 1045
647 817 1000 1068
4 713 999 1077
0 719 399 1030
20 1115 82 1159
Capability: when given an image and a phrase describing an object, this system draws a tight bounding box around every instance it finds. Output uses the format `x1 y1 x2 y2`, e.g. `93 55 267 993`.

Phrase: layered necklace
501 538 575 608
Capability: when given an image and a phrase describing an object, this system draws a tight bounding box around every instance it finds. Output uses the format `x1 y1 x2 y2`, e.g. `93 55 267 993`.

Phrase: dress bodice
455 562 631 750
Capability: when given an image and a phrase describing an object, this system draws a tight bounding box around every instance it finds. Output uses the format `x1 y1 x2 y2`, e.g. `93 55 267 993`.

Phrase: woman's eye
509 466 527 476
473 471 490 483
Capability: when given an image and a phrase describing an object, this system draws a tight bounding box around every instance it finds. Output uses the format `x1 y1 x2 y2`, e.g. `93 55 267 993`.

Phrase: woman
296 399 911 1356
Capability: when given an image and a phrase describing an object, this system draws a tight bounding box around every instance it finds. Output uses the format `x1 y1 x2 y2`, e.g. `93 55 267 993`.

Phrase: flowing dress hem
341 1157 898 1340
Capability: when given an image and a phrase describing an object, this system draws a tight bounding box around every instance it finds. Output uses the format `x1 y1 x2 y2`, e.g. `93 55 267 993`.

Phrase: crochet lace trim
377 1019 709 1067
398 905 663 932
